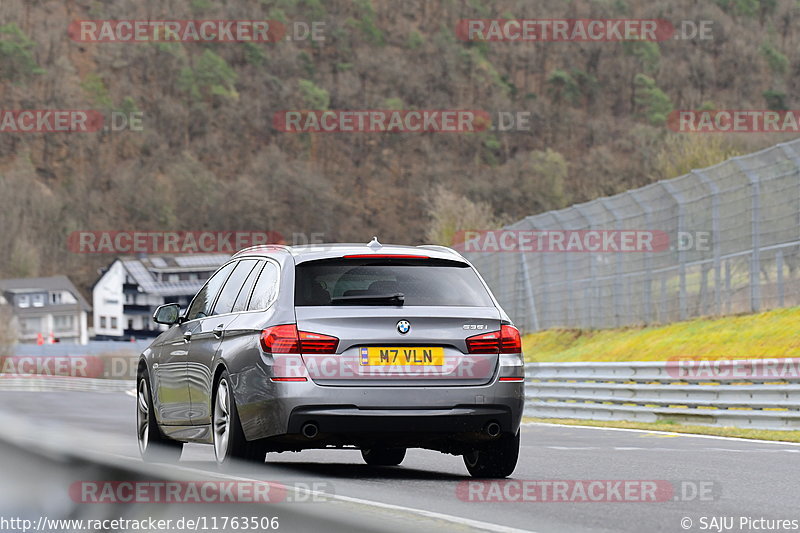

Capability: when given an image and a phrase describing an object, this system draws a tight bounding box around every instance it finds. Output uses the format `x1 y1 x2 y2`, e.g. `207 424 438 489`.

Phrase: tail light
465 330 502 354
298 330 339 354
499 324 522 353
260 324 339 354
466 325 521 354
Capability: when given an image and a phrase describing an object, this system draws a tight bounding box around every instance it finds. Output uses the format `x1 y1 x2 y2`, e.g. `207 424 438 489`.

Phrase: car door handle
183 331 192 343
213 324 224 339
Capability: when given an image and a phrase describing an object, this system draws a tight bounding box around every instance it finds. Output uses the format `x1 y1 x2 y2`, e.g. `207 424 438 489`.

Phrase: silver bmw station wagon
137 239 524 478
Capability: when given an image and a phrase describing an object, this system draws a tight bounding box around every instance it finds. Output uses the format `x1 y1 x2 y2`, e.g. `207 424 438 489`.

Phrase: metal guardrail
0 376 135 392
524 359 800 430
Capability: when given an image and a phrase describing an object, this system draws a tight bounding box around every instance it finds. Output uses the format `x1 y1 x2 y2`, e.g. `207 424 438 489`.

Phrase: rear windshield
294 258 495 307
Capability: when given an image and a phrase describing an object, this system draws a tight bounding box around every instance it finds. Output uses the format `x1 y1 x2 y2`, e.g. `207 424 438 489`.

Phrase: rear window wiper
331 293 405 305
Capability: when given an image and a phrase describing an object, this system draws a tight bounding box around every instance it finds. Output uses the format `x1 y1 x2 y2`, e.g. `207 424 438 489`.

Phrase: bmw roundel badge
397 320 410 334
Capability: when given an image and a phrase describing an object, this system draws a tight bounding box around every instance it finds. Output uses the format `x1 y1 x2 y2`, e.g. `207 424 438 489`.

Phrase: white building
0 276 90 344
92 255 228 339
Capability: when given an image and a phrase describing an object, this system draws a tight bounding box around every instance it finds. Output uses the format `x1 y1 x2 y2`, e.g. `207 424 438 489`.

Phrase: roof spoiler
417 245 465 259
232 244 291 258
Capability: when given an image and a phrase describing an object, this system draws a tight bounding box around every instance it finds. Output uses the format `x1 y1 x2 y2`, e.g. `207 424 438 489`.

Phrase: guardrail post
660 181 687 321
733 158 761 312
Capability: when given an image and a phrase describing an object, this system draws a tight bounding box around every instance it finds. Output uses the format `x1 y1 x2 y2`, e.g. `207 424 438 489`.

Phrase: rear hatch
293 256 502 386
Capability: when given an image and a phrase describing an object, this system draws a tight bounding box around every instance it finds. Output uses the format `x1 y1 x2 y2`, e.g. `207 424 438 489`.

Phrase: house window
128 319 134 330
54 315 73 331
20 317 41 334
169 274 179 282
32 294 44 307
100 316 107 328
17 295 29 308
51 292 63 304
111 317 118 329
125 293 134 304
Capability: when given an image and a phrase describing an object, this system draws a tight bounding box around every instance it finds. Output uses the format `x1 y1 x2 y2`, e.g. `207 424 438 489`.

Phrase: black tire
361 447 407 466
136 370 183 462
213 370 267 466
463 431 520 478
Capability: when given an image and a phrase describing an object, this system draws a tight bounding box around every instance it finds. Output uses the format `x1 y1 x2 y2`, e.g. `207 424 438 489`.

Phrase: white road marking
104 453 536 533
524 421 800 446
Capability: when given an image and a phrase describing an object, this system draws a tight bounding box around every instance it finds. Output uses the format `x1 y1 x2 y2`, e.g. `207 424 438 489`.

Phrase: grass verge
522 305 800 362
524 417 800 443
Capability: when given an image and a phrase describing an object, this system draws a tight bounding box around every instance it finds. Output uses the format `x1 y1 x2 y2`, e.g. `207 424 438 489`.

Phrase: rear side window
294 258 495 307
248 261 280 310
213 259 258 315
231 261 264 313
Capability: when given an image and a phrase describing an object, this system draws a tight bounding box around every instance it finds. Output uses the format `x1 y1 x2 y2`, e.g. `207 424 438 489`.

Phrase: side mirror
153 303 181 325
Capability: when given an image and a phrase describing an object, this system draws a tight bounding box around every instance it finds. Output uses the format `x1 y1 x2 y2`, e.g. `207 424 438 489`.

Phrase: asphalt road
1 390 799 533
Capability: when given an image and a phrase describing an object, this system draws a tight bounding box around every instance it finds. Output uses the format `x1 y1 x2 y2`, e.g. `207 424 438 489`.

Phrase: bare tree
0 304 18 356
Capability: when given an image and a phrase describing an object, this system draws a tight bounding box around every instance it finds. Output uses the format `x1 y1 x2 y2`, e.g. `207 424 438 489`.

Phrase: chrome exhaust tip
301 422 319 439
484 421 501 437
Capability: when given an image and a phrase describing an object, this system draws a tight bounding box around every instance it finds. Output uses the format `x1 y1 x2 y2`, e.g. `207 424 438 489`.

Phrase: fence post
692 169 721 316
777 143 800 309
660 181 687 321
725 260 732 314
777 250 785 308
600 199 624 327
733 158 761 312
628 191 654 324
519 252 540 331
551 210 575 326
573 205 597 328
524 217 548 329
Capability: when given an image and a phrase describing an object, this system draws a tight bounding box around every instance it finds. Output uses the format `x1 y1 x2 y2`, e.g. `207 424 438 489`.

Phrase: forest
0 0 798 293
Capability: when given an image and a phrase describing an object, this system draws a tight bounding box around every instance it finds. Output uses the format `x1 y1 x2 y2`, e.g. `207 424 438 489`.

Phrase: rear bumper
287 405 514 434
229 353 525 444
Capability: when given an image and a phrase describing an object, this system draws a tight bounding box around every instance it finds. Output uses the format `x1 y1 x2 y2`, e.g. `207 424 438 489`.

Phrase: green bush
81 73 113 109
760 42 788 75
298 79 329 109
0 23 44 81
634 74 672 126
178 50 238 101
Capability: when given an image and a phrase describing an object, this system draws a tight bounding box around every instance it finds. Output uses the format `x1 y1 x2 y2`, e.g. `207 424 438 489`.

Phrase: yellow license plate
360 347 444 366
